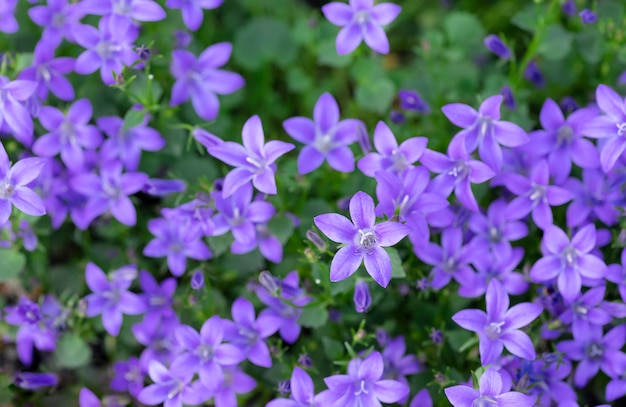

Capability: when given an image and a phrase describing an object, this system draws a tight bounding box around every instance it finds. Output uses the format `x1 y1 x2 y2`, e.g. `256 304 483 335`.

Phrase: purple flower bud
297 353 313 368
174 30 192 48
560 96 579 114
484 34 512 60
353 281 371 313
500 85 516 110
562 0 576 16
278 380 291 395
136 45 151 61
429 328 444 345
618 70 626 85
143 179 187 196
524 60 545 88
579 9 597 24
328 308 342 322
356 123 371 154
306 229 327 251
416 278 430 291
14 372 58 390
190 269 204 290
192 128 222 148
214 178 224 192
398 90 430 113
285 212 300 227
259 271 279 296
376 328 389 347
337 197 350 212
390 110 406 124
397 283 410 296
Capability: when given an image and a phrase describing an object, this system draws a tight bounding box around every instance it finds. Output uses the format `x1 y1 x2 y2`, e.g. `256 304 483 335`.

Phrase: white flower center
485 321 505 339
617 122 626 137
355 11 369 25
557 125 574 146
529 185 546 202
354 380 369 396
0 181 15 200
358 229 377 250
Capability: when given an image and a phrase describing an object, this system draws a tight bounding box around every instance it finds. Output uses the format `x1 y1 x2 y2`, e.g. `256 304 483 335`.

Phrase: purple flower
143 178 186 197
322 0 401 55
500 85 516 110
138 361 204 407
557 324 626 387
315 351 409 406
559 285 612 338
28 0 86 48
18 43 75 101
445 367 535 406
70 161 148 226
524 98 599 183
137 270 176 328
579 9 598 24
524 60 545 88
530 224 607 303
484 34 512 59
190 269 204 290
562 0 576 16
170 43 244 121
172 316 246 392
33 99 103 170
442 95 529 171
166 0 224 31
283 92 361 174
133 315 183 370
314 191 411 287
0 143 47 224
410 389 433 407
81 0 165 30
607 249 626 303
0 0 18 33
452 279 543 364
357 122 427 176
382 335 420 403
208 115 294 197
420 137 495 212
74 16 138 84
0 77 38 145
502 159 573 230
84 263 146 336
465 247 529 298
14 372 58 390
389 110 405 124
398 89 430 113
267 367 320 407
98 114 165 171
214 366 257 407
353 281 371 313
110 357 144 397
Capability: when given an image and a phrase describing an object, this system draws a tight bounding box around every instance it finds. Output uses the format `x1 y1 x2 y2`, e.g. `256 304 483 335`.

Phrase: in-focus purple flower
33 99 102 170
110 357 144 397
256 271 311 344
502 159 572 229
530 224 606 303
421 137 495 212
557 324 626 387
166 0 224 31
18 43 75 101
283 92 361 174
143 217 212 276
170 42 244 121
70 162 147 226
28 0 86 48
223 297 281 368
358 122 427 176
500 85 516 110
0 77 38 145
484 34 512 59
579 9 598 24
138 361 204 407
14 372 58 390
0 0 18 33
208 115 294 197
398 89 430 113
316 351 409 406
465 247 528 298
172 316 246 393
445 367 535 407
98 114 165 171
84 263 146 336
267 367 320 407
0 142 47 224
214 366 256 407
314 191 411 287
353 280 371 313
442 95 529 171
452 279 543 364
74 16 138 84
524 60 545 88
322 0 401 55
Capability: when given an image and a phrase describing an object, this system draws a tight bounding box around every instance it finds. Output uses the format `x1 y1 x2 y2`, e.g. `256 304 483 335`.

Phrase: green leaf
0 248 26 282
268 214 295 245
322 337 344 360
537 25 573 61
55 333 92 368
122 109 145 131
297 303 328 328
355 78 395 114
233 18 297 70
14 53 34 74
576 29 603 64
511 4 546 32
443 12 485 49
385 247 405 279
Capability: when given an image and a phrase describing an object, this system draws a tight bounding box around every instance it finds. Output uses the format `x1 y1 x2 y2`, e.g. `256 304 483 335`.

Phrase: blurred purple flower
143 178 186 196
500 85 515 110
18 43 75 101
137 270 176 328
170 42 244 121
398 89 430 113
110 357 144 397
445 367 535 406
314 191 411 287
484 34 511 60
390 110 405 124
465 247 528 298
190 269 205 290
563 169 620 227
138 361 204 407
81 0 165 31
562 0 576 16
133 315 182 371
28 0 86 48
267 367 319 407
283 92 361 174
208 115 294 197
353 280 371 313
524 60 545 88
14 372 58 390
410 389 433 407
322 0 401 55
214 366 257 407
0 77 38 145
0 0 18 33
166 0 224 31
579 9 597 24
382 335 420 403
561 96 579 114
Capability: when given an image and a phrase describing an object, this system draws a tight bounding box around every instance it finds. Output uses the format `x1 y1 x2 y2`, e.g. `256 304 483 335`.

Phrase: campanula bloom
267 367 320 407
500 85 516 110
166 0 224 31
190 269 205 290
382 335 420 403
208 115 294 197
607 249 626 303
483 34 511 59
110 357 143 397
18 43 75 101
445 367 535 406
398 89 430 113
442 95 529 171
0 143 47 224
564 169 621 227
28 0 86 48
0 0 18 33
214 366 257 407
322 0 401 55
33 99 103 171
314 191 411 287
530 224 606 303
410 389 433 407
465 247 528 297
138 361 205 407
358 122 427 176
84 263 146 336
13 372 58 390
579 9 597 24
133 315 182 370
524 60 545 88
137 270 176 329
452 279 543 364
315 351 409 406
283 92 361 174
81 0 165 31
0 77 38 145
559 285 612 338
170 42 244 121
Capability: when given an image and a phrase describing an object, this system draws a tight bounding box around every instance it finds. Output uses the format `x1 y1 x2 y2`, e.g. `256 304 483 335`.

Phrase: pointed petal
329 245 362 282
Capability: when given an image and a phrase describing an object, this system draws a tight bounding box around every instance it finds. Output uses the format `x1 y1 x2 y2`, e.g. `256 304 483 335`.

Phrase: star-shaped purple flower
0 77 38 145
314 191 411 287
138 361 205 407
445 367 535 407
166 0 224 31
18 43 75 101
28 0 86 48
267 367 320 407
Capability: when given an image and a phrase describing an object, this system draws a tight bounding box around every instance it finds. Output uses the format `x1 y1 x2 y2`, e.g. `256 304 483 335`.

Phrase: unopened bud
190 269 204 290
278 380 291 395
192 128 223 149
297 354 313 368
376 328 389 347
356 122 371 154
143 178 187 196
353 281 371 313
259 271 279 296
306 230 327 251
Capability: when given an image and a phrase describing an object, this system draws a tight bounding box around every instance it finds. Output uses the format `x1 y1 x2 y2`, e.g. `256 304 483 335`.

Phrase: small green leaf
386 247 405 279
55 333 92 368
537 25 573 61
297 303 328 328
122 109 145 131
0 248 26 282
